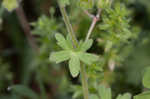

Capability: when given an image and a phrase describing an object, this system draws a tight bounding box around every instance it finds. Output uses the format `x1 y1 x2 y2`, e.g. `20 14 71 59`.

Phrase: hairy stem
59 4 78 48
80 63 89 99
85 17 98 41
58 4 89 99
85 9 101 41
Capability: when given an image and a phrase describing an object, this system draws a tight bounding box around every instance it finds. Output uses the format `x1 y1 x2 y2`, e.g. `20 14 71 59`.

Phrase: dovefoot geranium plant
1 0 150 99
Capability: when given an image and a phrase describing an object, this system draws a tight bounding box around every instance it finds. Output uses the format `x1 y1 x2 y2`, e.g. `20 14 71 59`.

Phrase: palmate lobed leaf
50 51 70 63
50 50 99 77
50 33 99 77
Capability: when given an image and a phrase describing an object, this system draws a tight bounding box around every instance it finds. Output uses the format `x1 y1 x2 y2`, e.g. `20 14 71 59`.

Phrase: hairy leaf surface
50 51 70 63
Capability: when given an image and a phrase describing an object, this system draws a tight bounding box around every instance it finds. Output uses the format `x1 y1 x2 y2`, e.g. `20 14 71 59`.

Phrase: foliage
8 85 39 99
0 59 13 93
50 33 99 77
2 0 19 12
0 0 150 99
134 66 150 99
143 67 150 89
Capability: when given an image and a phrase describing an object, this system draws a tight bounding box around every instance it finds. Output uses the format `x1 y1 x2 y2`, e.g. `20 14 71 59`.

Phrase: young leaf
79 39 93 52
2 0 19 12
50 51 70 63
116 93 132 99
143 67 150 89
78 52 99 65
98 84 112 99
69 55 80 78
134 91 150 99
55 33 70 50
8 85 39 99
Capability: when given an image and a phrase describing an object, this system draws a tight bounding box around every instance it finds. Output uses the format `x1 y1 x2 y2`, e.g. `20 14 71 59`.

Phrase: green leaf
143 67 150 89
59 0 70 6
8 85 39 99
97 0 110 9
71 85 83 99
69 54 80 77
79 0 94 9
78 52 99 65
2 0 19 12
79 39 93 52
55 33 70 50
116 93 131 99
134 91 150 99
50 51 70 63
72 90 82 99
98 84 112 99
66 34 74 49
90 94 99 99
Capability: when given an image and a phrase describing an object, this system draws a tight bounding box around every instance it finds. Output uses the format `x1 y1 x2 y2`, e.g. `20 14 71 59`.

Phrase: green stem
59 4 78 48
80 63 89 99
58 3 89 99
